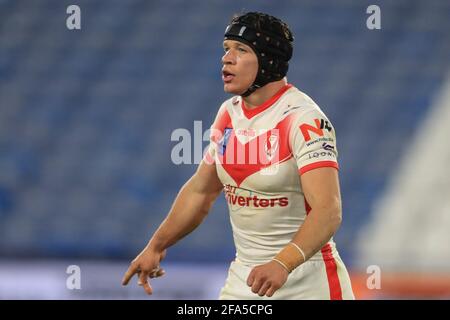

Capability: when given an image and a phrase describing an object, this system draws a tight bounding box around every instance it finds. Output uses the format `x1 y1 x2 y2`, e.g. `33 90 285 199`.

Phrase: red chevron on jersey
217 113 295 186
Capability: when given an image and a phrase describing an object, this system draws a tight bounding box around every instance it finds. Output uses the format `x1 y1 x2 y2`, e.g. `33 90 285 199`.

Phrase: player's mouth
222 70 235 83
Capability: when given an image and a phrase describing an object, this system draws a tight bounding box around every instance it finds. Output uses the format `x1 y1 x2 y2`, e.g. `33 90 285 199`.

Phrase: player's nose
222 50 236 65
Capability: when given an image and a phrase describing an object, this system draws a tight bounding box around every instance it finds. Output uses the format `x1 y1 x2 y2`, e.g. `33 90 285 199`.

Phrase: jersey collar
241 84 293 119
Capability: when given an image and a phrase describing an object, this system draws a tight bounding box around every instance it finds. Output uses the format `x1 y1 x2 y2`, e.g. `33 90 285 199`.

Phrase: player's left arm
246 167 341 297
293 166 342 257
247 108 342 298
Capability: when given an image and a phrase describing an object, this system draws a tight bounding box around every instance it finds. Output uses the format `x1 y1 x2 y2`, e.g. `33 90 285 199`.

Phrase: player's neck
242 79 288 109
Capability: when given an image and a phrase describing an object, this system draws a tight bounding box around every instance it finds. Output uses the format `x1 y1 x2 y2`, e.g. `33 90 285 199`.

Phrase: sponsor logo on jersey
307 150 336 160
282 105 301 115
322 142 335 151
224 184 289 208
305 136 334 147
299 118 332 142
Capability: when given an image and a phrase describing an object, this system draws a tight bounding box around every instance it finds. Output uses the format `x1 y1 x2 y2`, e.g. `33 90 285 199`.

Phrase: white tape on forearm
289 242 306 263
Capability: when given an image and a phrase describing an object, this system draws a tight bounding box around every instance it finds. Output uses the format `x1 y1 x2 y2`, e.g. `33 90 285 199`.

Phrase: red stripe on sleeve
298 161 339 175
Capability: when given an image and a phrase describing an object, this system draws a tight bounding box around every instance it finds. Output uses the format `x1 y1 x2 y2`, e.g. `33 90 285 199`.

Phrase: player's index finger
122 265 137 285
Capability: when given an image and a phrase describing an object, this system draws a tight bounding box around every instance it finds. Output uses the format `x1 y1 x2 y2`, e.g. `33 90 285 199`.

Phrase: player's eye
238 47 247 53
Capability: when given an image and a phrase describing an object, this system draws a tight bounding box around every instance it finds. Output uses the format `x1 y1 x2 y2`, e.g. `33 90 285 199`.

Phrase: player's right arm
121 160 223 294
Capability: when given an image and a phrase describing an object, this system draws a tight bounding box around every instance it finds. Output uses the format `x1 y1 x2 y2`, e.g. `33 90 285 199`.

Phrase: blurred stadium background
1 0 450 299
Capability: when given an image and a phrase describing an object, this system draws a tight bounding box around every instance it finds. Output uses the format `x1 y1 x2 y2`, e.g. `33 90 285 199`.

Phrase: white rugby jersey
204 84 340 265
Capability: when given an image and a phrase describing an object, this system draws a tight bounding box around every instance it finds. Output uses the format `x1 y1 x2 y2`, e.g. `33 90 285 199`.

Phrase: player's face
222 40 258 95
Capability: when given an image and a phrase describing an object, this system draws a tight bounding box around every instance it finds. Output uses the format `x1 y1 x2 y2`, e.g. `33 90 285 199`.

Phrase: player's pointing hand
122 247 166 295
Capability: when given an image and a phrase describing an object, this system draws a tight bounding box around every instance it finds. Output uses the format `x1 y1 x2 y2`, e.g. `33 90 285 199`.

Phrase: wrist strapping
272 242 307 273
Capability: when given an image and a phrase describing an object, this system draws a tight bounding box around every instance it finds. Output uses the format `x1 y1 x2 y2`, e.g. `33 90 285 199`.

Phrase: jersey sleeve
290 109 339 175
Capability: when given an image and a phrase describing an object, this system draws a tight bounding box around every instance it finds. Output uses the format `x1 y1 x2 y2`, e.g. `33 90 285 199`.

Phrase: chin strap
240 83 261 97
